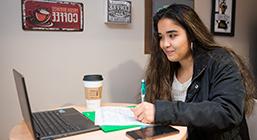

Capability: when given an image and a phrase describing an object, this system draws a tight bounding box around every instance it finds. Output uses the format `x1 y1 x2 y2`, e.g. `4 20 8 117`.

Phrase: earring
190 42 194 51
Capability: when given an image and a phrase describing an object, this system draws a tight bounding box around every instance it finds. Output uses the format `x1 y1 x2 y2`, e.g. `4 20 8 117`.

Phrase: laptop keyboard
32 110 81 137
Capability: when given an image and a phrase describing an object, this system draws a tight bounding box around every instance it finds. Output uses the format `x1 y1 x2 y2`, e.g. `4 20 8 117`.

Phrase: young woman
132 4 255 140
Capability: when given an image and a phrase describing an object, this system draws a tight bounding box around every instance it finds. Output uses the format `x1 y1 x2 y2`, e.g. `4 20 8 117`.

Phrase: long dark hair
145 4 255 115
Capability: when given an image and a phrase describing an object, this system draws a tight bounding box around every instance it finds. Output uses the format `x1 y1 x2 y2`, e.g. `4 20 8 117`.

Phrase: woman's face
157 18 192 63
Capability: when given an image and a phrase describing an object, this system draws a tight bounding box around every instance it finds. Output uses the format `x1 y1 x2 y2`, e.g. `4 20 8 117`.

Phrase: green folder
82 106 141 133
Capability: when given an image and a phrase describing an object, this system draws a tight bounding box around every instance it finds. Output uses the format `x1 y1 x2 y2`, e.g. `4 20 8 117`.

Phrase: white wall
0 0 253 140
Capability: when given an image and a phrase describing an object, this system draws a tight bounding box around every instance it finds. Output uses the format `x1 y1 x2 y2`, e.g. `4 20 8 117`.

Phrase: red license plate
22 0 83 31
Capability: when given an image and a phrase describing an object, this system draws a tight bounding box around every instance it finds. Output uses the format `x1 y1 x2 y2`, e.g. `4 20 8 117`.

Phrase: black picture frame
144 0 194 54
211 0 236 36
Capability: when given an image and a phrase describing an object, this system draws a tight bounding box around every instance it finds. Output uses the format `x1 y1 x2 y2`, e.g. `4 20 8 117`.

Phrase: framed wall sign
22 0 84 31
211 0 236 36
105 0 132 24
144 0 194 54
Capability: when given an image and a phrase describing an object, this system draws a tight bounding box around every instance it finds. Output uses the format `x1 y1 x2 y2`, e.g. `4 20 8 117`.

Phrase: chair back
246 99 257 140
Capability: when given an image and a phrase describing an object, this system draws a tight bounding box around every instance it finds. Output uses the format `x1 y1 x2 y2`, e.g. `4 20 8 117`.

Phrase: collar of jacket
191 46 210 81
185 46 211 102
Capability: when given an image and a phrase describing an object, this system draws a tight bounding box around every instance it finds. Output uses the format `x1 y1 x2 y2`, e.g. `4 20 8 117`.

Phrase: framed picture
105 0 132 24
211 0 236 36
144 0 194 54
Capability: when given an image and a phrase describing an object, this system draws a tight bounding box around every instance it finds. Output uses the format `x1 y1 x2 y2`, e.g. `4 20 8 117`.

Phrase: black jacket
154 46 249 140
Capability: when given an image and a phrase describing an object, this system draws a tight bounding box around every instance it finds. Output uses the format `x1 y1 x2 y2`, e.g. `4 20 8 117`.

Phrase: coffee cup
83 74 103 110
34 8 51 24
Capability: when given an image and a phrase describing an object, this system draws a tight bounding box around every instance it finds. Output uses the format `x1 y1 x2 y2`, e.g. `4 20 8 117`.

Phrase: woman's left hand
131 102 155 124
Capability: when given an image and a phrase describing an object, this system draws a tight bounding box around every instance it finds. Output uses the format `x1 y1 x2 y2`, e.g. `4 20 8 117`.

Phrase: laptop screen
13 69 37 139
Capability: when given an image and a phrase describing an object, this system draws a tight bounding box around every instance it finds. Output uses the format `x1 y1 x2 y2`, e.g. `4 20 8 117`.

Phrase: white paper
95 106 146 126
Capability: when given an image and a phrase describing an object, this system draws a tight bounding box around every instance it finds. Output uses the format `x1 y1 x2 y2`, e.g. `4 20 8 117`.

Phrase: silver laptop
13 69 100 140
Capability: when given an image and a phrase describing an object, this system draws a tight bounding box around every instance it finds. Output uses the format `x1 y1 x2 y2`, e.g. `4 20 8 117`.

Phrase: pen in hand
141 79 146 102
